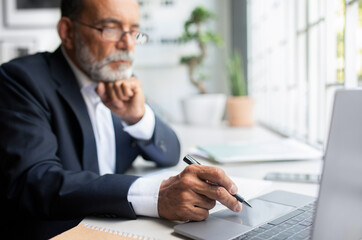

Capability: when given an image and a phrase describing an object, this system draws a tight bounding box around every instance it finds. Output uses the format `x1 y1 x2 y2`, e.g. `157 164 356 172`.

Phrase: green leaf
180 56 198 64
226 51 246 96
178 6 224 94
190 6 216 23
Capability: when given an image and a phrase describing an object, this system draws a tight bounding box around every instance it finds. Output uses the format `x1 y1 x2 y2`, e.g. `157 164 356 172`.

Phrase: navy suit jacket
0 48 180 239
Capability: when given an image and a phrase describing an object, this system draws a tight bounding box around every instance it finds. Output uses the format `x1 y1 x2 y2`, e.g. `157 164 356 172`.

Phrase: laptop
174 89 362 240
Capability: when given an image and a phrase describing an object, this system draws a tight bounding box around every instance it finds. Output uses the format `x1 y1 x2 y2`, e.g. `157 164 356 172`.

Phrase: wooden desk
82 123 323 240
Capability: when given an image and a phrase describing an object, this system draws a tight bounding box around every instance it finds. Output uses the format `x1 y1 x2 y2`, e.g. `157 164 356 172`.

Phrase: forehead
82 0 140 24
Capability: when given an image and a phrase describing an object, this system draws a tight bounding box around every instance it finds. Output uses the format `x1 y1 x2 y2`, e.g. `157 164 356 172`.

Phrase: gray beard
75 34 134 82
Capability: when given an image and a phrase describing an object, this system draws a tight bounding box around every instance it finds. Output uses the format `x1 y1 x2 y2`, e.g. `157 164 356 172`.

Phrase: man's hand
158 165 242 221
96 77 145 124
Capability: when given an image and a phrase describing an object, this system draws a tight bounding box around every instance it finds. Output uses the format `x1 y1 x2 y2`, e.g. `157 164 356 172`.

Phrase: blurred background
0 0 361 148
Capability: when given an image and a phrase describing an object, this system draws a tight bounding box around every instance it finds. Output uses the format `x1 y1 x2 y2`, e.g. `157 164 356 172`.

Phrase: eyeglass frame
72 20 149 45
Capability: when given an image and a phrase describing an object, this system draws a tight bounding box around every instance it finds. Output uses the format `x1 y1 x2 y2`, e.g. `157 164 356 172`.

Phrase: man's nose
116 32 135 51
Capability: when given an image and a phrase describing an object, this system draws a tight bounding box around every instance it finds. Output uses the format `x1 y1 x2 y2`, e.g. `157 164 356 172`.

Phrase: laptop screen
312 90 362 239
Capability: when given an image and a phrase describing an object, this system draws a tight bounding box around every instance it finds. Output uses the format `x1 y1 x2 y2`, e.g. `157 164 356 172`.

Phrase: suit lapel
112 113 138 173
112 113 125 173
49 48 99 174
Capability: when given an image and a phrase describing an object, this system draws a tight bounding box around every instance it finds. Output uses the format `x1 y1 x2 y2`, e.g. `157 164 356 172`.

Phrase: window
358 1 362 84
247 0 362 147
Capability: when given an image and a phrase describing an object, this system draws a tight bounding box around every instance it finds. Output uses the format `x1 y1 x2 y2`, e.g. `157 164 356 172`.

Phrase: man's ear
57 17 75 50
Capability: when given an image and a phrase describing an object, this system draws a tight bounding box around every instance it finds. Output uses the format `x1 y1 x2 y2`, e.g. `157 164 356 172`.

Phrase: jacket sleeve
137 115 181 167
0 63 138 220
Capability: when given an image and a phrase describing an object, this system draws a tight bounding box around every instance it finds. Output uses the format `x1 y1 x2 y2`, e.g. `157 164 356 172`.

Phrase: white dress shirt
62 48 163 217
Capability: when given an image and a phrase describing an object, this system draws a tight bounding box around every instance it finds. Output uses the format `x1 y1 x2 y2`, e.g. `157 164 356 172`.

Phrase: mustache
101 51 135 67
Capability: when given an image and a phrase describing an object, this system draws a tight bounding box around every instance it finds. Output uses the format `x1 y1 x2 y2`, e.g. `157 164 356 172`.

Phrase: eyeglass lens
102 28 148 44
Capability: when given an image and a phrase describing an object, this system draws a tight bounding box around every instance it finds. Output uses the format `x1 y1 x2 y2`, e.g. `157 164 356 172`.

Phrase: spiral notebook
51 223 156 240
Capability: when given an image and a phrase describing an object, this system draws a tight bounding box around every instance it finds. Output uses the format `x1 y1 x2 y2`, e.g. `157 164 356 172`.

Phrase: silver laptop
174 89 362 240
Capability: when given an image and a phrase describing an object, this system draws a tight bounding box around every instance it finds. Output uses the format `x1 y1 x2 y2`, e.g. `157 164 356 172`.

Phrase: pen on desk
183 154 252 208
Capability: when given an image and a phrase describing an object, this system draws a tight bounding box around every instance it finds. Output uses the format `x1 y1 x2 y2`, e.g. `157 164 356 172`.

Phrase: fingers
158 179 215 221
196 165 238 195
95 78 145 124
175 190 215 221
158 165 243 222
96 82 107 101
114 81 136 101
193 193 217 210
201 184 242 212
174 205 210 222
182 165 242 212
185 206 210 222
105 82 118 101
100 80 136 102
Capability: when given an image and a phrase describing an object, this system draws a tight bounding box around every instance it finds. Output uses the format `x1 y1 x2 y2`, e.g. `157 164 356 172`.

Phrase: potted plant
179 6 226 126
226 51 254 126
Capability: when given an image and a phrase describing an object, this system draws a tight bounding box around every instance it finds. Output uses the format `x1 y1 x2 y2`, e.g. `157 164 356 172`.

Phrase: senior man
0 0 242 239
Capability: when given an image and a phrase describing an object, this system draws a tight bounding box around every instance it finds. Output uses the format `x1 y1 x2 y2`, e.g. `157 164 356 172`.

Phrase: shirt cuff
127 177 163 217
122 104 155 140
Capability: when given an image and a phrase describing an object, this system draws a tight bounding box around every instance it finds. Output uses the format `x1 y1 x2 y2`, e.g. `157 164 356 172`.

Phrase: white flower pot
182 93 226 126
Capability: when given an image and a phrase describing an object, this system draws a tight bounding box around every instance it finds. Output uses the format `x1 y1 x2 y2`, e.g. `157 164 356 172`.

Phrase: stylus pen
183 154 252 208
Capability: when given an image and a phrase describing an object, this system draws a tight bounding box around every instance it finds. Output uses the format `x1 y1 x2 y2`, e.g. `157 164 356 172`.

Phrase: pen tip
244 200 252 208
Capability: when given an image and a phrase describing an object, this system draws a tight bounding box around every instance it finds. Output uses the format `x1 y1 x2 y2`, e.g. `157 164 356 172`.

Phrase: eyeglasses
74 21 149 45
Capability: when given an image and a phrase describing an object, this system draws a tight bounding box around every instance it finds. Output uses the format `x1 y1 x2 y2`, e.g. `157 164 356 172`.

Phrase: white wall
0 0 231 123
0 0 61 56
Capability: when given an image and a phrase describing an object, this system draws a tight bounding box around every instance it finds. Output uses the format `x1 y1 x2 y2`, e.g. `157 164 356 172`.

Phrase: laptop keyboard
233 201 316 240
